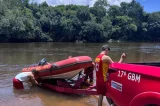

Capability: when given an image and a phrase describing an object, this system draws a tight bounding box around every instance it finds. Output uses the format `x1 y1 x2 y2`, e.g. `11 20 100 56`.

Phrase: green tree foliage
0 0 160 42
108 5 122 18
94 0 109 8
0 0 7 16
77 6 91 22
147 12 160 41
90 0 109 23
111 16 137 41
121 0 144 22
80 21 104 42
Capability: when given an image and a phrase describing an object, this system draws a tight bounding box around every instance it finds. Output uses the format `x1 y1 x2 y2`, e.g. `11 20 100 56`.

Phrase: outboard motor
38 58 47 66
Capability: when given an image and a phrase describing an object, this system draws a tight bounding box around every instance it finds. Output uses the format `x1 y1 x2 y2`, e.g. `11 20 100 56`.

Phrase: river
1 42 160 106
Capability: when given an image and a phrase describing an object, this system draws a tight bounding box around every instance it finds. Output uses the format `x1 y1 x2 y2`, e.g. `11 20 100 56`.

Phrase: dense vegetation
0 0 160 43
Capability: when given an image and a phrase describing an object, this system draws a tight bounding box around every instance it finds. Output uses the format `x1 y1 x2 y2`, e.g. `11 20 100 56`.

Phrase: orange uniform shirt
95 54 109 82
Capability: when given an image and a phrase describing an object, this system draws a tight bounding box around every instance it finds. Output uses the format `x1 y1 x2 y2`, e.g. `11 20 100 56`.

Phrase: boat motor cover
38 58 47 66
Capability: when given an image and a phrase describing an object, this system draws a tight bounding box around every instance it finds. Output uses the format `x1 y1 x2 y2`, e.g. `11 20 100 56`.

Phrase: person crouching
13 70 39 89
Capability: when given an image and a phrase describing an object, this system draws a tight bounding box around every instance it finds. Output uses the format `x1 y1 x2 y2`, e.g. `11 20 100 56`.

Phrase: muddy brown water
1 42 160 106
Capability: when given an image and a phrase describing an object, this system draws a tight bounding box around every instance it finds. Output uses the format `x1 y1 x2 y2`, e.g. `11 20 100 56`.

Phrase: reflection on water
1 42 160 106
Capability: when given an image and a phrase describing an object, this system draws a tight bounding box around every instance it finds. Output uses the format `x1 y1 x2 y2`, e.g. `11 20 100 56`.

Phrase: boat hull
41 68 83 79
22 56 92 79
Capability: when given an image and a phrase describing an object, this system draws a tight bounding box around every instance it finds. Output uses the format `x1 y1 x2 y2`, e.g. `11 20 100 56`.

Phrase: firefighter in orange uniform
95 44 126 106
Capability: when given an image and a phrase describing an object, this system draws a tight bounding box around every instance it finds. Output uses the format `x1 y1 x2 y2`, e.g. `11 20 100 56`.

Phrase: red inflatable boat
22 56 92 79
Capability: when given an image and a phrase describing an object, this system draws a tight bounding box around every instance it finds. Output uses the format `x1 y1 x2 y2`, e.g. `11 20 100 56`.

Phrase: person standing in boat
13 70 39 89
95 44 126 106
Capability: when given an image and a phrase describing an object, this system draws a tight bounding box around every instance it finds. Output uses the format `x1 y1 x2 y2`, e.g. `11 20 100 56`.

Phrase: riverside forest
0 0 160 43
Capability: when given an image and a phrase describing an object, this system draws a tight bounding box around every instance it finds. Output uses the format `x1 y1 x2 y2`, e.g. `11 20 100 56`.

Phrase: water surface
1 42 160 106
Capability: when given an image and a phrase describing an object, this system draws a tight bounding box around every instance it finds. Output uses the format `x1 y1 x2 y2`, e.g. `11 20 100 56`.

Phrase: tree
94 0 109 8
120 0 144 25
147 12 160 41
80 21 104 42
101 16 112 40
0 0 7 16
108 5 122 18
77 6 91 22
90 0 109 23
111 16 137 41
